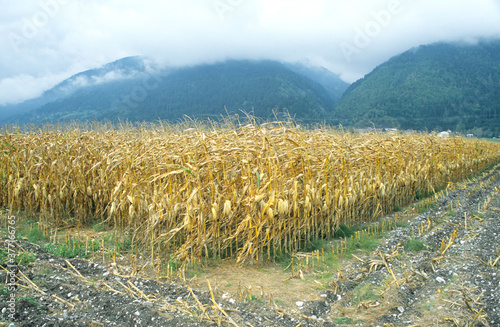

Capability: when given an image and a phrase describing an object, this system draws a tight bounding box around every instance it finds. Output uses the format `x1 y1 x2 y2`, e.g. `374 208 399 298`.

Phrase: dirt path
1 165 499 326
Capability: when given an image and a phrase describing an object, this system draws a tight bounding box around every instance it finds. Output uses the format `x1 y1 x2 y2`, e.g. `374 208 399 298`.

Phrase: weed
418 204 435 214
474 212 485 219
185 265 207 278
0 249 36 265
103 232 116 245
395 220 410 228
43 238 99 259
274 299 286 307
274 251 292 264
167 255 182 271
304 237 329 252
334 224 355 239
415 189 434 200
0 284 8 295
334 317 364 324
404 238 426 252
27 228 46 243
245 295 265 304
41 267 52 275
0 249 6 264
352 283 379 305
346 236 379 254
92 222 106 233
20 295 39 307
16 251 36 265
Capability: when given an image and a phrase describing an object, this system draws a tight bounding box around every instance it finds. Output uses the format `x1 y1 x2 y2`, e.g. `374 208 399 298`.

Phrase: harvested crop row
1 124 499 264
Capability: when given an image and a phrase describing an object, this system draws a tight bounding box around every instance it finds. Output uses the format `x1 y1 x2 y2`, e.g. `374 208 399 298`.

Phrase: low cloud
1 0 500 104
0 72 69 106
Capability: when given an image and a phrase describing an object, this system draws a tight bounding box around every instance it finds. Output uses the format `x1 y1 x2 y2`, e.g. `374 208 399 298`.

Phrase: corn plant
1 122 499 266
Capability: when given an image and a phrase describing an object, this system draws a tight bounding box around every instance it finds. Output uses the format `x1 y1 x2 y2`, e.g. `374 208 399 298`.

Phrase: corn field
2 122 500 264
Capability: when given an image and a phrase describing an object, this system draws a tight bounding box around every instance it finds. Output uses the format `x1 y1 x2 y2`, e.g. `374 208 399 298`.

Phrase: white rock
397 306 404 313
134 311 140 316
296 301 304 307
436 277 446 283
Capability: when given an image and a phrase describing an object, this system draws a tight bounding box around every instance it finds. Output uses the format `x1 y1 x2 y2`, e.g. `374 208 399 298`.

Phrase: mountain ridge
333 39 500 136
2 58 349 124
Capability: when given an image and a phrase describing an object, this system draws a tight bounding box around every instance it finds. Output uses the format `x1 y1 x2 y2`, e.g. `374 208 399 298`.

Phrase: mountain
0 56 148 122
332 39 500 136
284 63 349 103
2 59 349 125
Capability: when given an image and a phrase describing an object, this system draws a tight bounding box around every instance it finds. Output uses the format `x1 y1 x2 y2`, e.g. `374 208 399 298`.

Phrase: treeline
19 61 342 125
333 40 500 136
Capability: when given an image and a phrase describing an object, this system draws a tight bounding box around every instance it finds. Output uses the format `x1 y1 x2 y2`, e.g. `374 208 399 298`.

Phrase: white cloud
0 72 69 105
0 0 500 104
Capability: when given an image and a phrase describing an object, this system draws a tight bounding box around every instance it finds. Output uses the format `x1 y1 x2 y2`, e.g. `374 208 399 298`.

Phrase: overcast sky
1 0 500 106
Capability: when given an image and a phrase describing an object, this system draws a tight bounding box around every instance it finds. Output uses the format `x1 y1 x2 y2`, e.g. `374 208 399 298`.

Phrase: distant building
437 131 450 138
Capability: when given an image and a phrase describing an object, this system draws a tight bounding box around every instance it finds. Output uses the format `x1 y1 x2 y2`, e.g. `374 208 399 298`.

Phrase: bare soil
1 164 499 327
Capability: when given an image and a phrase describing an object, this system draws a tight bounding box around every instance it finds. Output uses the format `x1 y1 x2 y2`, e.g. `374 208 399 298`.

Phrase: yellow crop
1 122 499 265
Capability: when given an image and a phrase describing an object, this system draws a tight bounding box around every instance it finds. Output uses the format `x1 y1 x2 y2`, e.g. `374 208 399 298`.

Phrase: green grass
418 203 435 214
482 138 500 143
16 251 36 264
395 220 410 228
274 299 286 307
352 283 379 305
334 224 355 239
0 248 36 265
393 206 403 212
19 295 39 307
92 221 106 232
303 237 330 252
404 238 426 252
245 294 265 304
27 228 46 243
346 236 379 255
42 238 100 259
185 264 208 278
0 284 8 295
102 231 132 253
334 317 365 324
